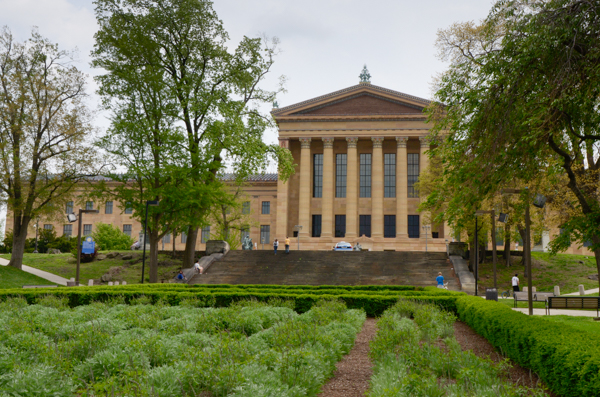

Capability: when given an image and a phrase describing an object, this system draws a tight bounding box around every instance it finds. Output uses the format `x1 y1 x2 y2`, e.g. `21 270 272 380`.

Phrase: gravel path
319 318 377 397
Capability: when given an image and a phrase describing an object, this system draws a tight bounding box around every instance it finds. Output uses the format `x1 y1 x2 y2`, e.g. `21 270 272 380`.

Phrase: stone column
276 138 290 239
298 137 311 237
321 138 334 238
396 137 408 238
419 136 430 233
371 137 384 238
345 137 358 238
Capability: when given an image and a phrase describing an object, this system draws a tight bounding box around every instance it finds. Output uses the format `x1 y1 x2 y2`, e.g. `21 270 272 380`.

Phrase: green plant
91 222 134 251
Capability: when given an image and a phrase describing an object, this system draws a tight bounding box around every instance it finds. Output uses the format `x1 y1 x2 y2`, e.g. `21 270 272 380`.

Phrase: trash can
486 287 498 301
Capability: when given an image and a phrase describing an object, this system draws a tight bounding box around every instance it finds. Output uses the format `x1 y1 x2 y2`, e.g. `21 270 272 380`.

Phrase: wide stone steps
189 250 460 289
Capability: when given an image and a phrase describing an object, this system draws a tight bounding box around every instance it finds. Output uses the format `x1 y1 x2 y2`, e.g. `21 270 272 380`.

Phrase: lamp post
475 210 498 289
294 225 302 251
67 208 99 285
33 217 39 253
501 188 546 315
422 224 431 252
141 200 160 284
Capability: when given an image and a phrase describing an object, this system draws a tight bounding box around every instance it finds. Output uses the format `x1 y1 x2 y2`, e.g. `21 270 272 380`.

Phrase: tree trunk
183 226 198 268
8 215 30 270
149 229 159 283
172 232 177 259
517 224 528 276
467 231 474 273
504 223 511 266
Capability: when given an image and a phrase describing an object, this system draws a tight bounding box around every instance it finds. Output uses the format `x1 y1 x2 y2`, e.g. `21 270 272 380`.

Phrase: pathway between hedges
0 257 68 286
319 318 377 397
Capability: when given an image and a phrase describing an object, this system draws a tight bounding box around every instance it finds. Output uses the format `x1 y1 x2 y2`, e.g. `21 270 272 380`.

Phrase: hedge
455 295 600 397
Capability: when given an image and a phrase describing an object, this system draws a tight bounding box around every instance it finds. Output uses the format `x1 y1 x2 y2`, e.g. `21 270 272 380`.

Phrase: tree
0 27 96 269
92 222 134 251
208 185 256 250
92 0 294 275
427 0 600 288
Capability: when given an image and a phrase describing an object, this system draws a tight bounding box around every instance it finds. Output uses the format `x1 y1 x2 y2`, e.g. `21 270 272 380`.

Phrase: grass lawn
540 315 600 335
0 251 184 286
476 251 599 295
495 298 547 309
0 265 57 289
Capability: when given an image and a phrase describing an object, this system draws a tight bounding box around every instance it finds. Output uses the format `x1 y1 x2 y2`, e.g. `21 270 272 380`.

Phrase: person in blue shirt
436 272 445 288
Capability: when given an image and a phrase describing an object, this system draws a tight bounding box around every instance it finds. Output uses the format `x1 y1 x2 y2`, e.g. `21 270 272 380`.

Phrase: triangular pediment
272 83 430 118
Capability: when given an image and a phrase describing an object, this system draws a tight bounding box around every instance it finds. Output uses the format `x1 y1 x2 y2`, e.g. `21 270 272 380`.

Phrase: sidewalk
564 288 600 296
0 257 69 286
513 307 600 317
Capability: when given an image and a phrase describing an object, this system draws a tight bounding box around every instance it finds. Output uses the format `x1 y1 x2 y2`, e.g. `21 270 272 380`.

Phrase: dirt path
319 318 377 397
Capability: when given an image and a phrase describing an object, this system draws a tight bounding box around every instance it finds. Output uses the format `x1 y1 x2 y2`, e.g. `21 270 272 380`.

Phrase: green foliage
0 265 57 289
91 222 134 251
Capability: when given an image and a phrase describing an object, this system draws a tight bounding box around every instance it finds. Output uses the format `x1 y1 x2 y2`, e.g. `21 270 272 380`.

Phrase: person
285 236 290 254
436 272 445 288
130 240 140 250
176 270 187 282
194 260 202 274
512 273 520 292
273 239 279 255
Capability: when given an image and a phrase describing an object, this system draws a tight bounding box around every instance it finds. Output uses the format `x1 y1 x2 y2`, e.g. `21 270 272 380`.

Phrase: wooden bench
546 296 600 316
22 285 57 289
513 291 555 308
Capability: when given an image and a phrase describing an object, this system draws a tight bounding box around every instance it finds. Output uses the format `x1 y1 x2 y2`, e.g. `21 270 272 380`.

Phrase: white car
333 241 353 251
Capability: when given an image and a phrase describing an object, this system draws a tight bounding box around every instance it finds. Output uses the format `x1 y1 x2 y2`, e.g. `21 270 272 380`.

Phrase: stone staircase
189 250 460 290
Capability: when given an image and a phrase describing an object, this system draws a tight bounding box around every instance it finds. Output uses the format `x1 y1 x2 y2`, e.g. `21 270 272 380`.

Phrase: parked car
333 241 353 251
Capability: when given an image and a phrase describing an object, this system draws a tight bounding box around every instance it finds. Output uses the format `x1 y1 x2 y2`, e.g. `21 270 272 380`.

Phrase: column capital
299 137 312 149
371 137 384 148
346 137 358 148
396 136 408 148
322 137 334 148
419 136 430 148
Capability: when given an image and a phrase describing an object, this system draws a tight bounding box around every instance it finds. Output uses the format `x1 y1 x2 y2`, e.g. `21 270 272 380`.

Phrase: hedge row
455 295 600 397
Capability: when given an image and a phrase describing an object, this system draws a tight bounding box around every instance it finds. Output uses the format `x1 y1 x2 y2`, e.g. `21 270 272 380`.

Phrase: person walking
512 273 520 292
285 236 290 254
273 239 279 255
436 272 445 289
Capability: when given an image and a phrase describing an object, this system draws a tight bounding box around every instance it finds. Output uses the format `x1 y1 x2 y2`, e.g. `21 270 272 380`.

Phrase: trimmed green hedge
455 295 600 397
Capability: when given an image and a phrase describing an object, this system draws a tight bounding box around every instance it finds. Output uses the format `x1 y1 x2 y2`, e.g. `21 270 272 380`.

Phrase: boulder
96 254 107 261
106 252 119 259
47 248 61 254
101 273 112 282
205 240 230 256
588 274 598 281
121 254 133 260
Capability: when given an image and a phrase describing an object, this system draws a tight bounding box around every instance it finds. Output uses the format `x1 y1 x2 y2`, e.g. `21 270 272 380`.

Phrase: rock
96 254 107 261
121 254 133 260
205 240 230 255
588 274 599 281
106 252 119 259
47 248 61 254
101 274 112 282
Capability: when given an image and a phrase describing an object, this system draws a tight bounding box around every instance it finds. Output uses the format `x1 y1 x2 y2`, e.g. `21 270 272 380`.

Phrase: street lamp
141 200 160 284
67 208 99 285
294 225 302 251
422 224 431 252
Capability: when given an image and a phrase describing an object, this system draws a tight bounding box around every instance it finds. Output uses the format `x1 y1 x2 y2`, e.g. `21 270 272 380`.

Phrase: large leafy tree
0 27 96 269
92 0 294 273
427 0 600 287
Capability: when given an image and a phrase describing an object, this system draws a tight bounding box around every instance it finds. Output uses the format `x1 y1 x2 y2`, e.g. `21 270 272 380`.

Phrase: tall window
360 154 372 197
163 233 171 244
85 201 94 210
66 201 73 214
201 226 211 243
335 215 346 238
43 224 53 230
408 215 420 238
336 154 347 198
408 153 420 198
123 225 132 237
312 215 322 237
125 202 133 214
105 201 113 214
359 215 371 237
242 201 251 214
313 153 323 198
496 227 503 246
83 224 92 236
384 215 396 238
63 224 72 237
181 232 187 244
261 201 270 214
384 153 396 198
260 225 270 244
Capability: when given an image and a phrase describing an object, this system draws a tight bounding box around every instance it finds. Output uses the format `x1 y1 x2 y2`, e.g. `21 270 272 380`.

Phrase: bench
513 291 555 308
546 296 600 316
22 285 58 289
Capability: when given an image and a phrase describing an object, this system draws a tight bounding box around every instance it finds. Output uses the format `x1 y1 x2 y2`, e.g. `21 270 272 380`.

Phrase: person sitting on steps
436 272 445 289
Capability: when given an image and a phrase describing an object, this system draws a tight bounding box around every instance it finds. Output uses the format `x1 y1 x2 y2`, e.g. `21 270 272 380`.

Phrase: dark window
240 227 250 242
359 215 371 238
313 154 323 198
125 202 133 214
83 224 92 236
336 154 347 198
43 224 53 230
163 233 171 243
408 153 420 198
105 201 113 214
260 225 270 244
293 230 298 238
201 226 210 243
66 201 74 214
85 201 94 210
432 232 439 238
384 153 396 198
360 154 372 198
63 224 72 237
242 201 251 214
312 215 322 237
335 215 346 238
384 215 396 238
262 201 270 214
181 232 187 244
408 215 420 238
584 240 593 247
496 227 503 246
123 225 132 236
